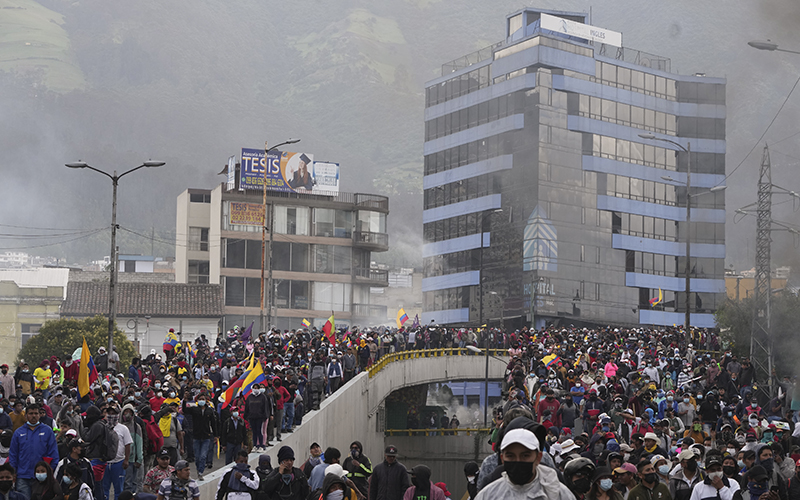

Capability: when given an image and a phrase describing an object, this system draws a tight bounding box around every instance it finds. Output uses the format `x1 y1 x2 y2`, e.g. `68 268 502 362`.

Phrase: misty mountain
1 0 800 272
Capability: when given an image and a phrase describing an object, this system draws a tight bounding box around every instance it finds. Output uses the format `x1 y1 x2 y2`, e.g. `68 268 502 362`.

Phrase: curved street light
65 160 165 355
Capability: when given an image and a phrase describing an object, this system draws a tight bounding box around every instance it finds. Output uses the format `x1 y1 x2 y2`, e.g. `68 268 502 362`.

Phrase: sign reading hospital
240 148 339 195
540 13 622 48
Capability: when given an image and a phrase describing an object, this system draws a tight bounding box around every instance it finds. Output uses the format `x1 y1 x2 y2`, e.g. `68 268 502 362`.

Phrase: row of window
423 174 498 210
601 174 678 207
425 92 524 141
611 212 678 242
426 65 491 107
188 227 209 251
586 134 678 171
576 94 677 136
423 286 471 312
423 249 480 278
423 213 485 243
221 203 386 237
625 250 678 276
424 133 513 176
224 278 356 312
223 239 369 275
595 61 677 101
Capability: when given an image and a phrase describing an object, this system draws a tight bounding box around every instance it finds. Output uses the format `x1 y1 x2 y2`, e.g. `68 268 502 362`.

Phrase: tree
715 291 800 378
17 316 136 371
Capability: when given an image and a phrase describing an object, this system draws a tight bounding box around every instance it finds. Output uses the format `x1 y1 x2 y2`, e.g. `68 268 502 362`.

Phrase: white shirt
688 478 740 500
111 423 134 463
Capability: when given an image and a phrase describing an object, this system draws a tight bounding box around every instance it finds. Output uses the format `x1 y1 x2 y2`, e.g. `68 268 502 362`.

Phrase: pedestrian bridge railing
366 348 509 378
384 428 491 436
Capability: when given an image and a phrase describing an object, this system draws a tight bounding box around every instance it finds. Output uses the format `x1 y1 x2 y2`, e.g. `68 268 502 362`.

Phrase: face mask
644 472 658 484
62 476 72 485
736 435 746 444
351 449 360 459
624 453 631 462
504 461 535 485
22 369 29 373
761 457 774 472
752 403 758 408
694 424 702 431
593 443 604 454
764 432 773 440
599 478 614 491
113 390 119 395
35 473 47 482
709 471 723 481
135 392 141 398
197 400 206 407
106 415 119 426
232 411 239 418
467 475 476 483
667 396 673 402
0 480 12 492
1 370 7 375
684 398 690 403
157 392 163 398
169 392 176 398
573 477 591 494
727 448 736 456
749 482 769 498
659 465 671 475
738 460 746 468
107 397 114 402
723 465 736 477
685 460 698 473
728 412 733 417
327 492 344 500
155 383 161 389
696 395 702 400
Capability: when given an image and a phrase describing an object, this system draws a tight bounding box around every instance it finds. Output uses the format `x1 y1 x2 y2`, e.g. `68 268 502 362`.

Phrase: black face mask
572 477 591 494
685 460 698 473
504 461 535 485
644 473 658 485
0 480 11 492
723 465 736 477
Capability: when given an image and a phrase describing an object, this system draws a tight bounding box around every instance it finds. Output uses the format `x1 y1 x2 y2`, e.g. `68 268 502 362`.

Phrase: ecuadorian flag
649 288 663 307
301 318 311 328
163 330 178 352
396 308 409 329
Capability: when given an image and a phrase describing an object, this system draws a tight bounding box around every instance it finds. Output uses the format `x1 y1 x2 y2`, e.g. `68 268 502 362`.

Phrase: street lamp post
466 345 507 428
489 291 505 335
748 40 800 55
478 207 502 428
66 160 165 355
260 139 300 333
639 134 725 335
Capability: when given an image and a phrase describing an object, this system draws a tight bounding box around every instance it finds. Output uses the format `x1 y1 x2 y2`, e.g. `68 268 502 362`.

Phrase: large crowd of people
0 323 796 500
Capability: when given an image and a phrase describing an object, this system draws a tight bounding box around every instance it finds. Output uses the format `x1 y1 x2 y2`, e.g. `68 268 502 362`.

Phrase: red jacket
274 385 291 410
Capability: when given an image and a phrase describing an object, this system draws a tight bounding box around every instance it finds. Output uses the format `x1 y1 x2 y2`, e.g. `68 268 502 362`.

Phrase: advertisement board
229 202 265 226
240 148 340 194
226 155 236 191
540 13 622 48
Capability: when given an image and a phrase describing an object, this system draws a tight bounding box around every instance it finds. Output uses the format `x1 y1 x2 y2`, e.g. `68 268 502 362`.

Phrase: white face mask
327 491 344 500
467 475 476 483
708 471 723 481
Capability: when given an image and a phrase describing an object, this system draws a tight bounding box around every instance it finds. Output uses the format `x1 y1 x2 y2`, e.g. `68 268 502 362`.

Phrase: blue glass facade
422 8 725 329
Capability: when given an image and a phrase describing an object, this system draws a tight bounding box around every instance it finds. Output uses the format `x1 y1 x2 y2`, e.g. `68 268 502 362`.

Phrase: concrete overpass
196 348 509 498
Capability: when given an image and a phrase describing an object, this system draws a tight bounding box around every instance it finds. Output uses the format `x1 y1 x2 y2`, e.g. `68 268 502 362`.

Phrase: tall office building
422 8 725 328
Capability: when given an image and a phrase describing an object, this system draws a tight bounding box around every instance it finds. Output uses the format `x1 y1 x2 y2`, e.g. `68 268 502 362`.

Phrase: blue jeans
15 477 35 500
102 461 125 500
283 402 295 431
124 462 142 493
225 443 241 465
193 439 211 474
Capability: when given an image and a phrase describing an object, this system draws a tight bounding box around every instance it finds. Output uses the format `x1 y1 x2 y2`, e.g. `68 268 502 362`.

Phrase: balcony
354 231 389 251
352 303 388 319
355 268 389 286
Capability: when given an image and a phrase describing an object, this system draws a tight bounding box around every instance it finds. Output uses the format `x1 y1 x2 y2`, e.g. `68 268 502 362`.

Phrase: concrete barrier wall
196 352 507 498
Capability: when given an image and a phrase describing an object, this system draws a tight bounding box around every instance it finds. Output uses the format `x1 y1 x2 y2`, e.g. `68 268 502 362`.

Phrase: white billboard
540 13 622 48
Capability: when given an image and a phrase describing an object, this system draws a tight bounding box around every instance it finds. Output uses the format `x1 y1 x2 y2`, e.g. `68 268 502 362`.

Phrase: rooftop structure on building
422 8 726 329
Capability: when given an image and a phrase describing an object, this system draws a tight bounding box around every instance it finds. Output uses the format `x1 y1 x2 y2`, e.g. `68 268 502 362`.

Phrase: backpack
143 416 164 455
100 423 120 463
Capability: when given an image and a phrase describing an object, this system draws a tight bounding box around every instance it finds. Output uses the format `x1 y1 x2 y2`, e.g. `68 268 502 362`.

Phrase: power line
720 73 800 185
0 229 106 251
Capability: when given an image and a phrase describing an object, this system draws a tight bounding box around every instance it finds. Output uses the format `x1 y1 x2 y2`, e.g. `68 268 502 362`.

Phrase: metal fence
366 347 509 378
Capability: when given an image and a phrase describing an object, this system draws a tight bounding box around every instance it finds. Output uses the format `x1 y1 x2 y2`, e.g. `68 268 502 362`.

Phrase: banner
229 202 265 226
540 13 622 48
226 155 236 190
240 148 339 194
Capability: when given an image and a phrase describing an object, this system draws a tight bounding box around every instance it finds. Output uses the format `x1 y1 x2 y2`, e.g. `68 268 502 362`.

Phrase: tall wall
195 352 507 498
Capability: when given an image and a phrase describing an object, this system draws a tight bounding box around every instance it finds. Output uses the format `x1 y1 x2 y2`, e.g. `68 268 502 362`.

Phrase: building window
189 227 209 251
580 245 585 262
274 206 309 236
312 282 352 311
275 280 310 309
224 277 263 307
273 242 309 272
223 239 264 270
595 283 601 301
357 211 386 234
21 324 41 347
188 260 210 283
313 245 352 274
313 209 353 238
596 247 601 264
189 192 211 203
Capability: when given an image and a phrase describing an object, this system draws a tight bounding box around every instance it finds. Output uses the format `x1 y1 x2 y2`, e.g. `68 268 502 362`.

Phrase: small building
0 281 63 366
61 282 223 355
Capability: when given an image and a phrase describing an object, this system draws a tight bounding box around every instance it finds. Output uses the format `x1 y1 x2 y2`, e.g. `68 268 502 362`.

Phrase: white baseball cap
501 429 540 452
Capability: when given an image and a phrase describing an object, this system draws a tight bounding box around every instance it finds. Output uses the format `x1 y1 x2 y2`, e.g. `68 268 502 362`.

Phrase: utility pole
750 145 773 400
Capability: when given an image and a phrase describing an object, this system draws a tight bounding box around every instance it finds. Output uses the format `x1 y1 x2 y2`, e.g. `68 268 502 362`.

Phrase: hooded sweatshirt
320 473 356 500
402 465 446 500
342 441 372 497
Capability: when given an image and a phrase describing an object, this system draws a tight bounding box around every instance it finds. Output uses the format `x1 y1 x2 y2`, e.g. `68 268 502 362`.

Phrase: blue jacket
10 421 59 479
0 412 12 431
128 365 140 385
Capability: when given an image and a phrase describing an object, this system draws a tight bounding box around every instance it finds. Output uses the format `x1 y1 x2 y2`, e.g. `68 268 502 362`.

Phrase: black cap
385 445 398 456
748 465 768 482
157 449 170 458
706 455 723 467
